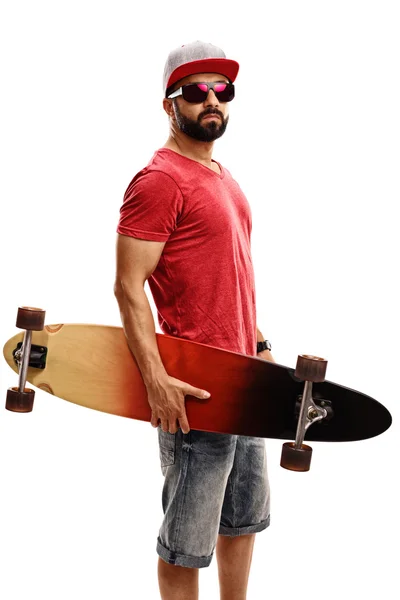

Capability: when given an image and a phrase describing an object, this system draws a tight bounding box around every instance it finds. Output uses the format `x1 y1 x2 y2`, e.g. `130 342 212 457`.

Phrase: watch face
257 340 271 352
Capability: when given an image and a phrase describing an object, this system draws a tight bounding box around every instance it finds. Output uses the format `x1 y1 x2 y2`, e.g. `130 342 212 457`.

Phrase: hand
146 374 211 434
257 349 275 363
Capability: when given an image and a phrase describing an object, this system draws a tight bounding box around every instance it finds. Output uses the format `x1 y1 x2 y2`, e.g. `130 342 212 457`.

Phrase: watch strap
257 340 272 353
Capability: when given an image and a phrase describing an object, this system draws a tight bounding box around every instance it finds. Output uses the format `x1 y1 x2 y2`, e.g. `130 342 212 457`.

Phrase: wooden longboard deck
3 324 392 442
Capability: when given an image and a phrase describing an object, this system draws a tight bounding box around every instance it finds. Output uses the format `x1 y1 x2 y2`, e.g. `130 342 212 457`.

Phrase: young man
115 41 273 600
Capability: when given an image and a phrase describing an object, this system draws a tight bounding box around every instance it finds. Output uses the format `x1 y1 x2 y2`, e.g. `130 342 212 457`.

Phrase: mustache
198 108 224 121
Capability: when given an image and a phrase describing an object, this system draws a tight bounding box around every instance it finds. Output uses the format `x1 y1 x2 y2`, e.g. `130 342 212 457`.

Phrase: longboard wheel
16 306 45 331
295 355 327 382
280 442 312 472
5 387 35 413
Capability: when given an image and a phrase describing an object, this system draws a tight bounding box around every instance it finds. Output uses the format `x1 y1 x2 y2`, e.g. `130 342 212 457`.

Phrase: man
115 41 273 600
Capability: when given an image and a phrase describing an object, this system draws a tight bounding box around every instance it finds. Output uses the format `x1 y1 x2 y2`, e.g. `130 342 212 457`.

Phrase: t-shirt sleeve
117 170 183 242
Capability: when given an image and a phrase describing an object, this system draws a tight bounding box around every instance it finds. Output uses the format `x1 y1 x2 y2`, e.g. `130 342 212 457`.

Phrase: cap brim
166 58 239 92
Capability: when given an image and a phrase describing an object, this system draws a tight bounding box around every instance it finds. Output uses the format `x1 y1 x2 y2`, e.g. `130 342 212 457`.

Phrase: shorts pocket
158 426 176 469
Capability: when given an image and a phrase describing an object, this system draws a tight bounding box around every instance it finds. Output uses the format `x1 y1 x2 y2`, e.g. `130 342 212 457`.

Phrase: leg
158 558 199 600
216 534 256 600
156 429 239 593
217 436 270 599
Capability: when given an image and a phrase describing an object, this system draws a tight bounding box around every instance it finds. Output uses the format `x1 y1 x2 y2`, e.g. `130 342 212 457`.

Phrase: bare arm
114 234 168 385
114 234 210 433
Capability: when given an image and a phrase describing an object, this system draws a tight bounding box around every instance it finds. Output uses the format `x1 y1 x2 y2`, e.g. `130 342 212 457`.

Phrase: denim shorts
156 427 271 569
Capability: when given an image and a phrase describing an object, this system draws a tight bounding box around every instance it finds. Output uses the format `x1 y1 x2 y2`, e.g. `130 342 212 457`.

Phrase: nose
204 89 219 107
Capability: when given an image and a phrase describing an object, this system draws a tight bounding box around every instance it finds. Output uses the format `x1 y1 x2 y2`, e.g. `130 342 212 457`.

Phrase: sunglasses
167 81 235 103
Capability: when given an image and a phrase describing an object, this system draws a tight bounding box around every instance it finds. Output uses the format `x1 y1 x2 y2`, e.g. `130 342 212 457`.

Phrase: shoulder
124 149 183 197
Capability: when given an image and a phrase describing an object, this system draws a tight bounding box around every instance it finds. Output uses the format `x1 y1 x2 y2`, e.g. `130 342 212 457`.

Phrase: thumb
186 386 211 399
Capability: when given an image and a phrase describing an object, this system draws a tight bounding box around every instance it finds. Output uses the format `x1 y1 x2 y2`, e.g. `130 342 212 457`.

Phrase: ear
162 98 175 119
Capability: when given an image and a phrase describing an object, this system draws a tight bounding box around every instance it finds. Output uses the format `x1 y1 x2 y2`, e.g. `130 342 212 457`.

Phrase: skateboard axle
295 380 328 449
17 330 33 393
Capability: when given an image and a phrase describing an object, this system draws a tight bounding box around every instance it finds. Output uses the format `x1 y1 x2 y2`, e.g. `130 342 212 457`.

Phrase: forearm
256 327 264 342
115 285 167 387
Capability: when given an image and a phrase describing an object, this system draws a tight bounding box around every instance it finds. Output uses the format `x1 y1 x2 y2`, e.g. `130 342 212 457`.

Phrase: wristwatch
257 340 272 353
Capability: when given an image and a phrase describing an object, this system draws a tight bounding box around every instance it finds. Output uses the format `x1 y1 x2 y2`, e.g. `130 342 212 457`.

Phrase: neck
163 130 215 166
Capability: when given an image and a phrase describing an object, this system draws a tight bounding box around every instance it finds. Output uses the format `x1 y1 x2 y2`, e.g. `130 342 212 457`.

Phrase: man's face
167 73 230 142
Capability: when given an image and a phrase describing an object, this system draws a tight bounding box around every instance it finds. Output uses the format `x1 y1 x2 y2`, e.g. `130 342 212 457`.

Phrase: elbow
114 277 144 307
114 278 125 306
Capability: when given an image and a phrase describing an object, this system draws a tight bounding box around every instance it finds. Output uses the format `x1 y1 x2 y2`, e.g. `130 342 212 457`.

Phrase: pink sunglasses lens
196 83 227 93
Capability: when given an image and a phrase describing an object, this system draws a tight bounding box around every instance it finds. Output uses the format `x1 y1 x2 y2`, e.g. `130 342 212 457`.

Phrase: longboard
3 323 392 443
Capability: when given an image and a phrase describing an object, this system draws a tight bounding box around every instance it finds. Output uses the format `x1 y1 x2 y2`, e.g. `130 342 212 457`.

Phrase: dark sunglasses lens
182 84 208 102
215 83 235 102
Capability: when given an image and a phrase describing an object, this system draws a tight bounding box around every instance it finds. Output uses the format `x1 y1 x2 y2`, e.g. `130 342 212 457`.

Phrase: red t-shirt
117 148 257 356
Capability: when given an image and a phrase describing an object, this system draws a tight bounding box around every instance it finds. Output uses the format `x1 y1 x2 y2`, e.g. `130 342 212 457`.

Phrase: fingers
153 412 181 434
187 386 211 399
169 418 180 434
174 383 211 432
153 413 189 435
179 415 190 435
150 379 211 434
151 413 170 433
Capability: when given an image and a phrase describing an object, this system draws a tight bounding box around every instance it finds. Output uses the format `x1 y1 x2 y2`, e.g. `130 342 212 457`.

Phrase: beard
173 100 229 142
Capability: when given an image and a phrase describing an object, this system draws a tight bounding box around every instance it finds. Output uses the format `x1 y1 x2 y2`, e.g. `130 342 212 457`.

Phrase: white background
0 1 399 599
